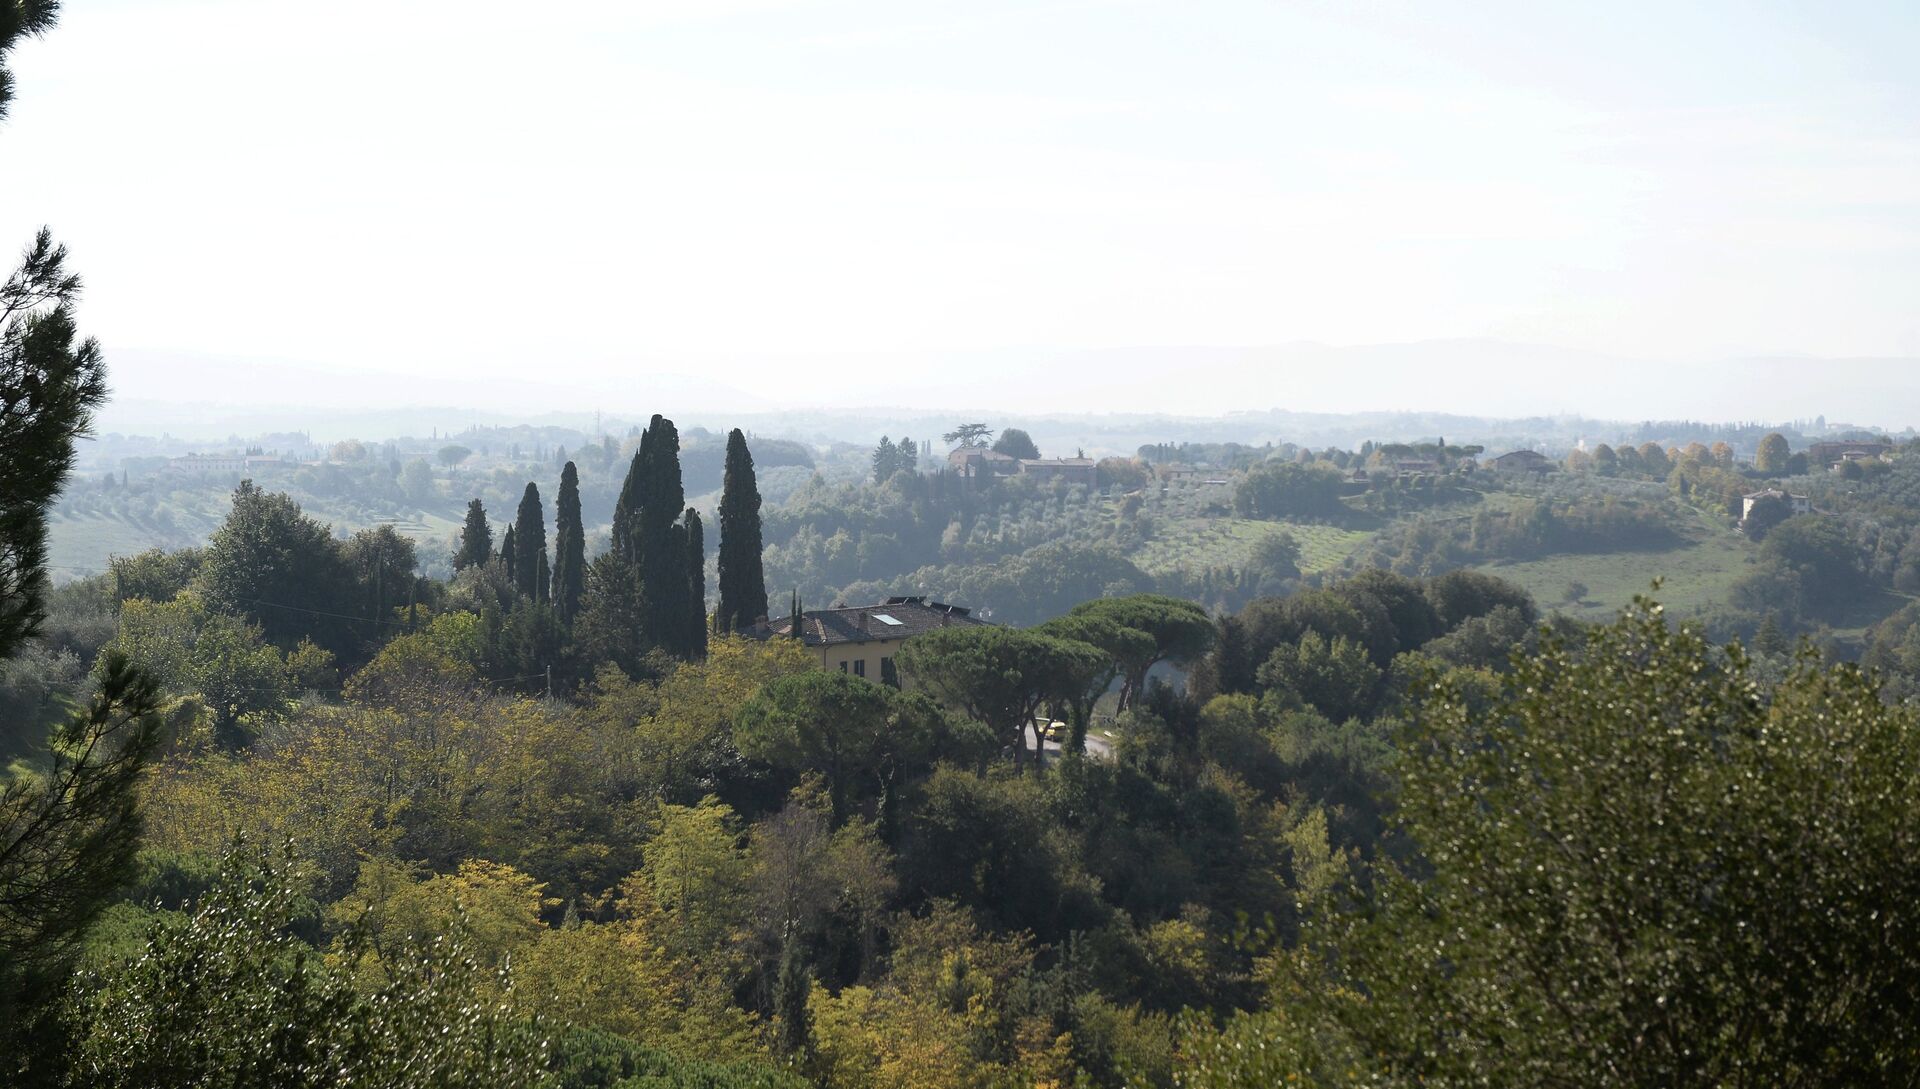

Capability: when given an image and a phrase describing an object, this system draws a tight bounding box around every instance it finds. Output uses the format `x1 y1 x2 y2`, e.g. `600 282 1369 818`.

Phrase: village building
1806 440 1892 468
166 454 290 474
1017 457 1097 486
1490 449 1552 473
746 596 989 682
1741 488 1813 521
947 447 1020 479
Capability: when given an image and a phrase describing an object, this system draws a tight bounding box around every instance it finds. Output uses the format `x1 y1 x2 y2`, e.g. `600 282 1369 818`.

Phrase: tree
1756 431 1791 473
1742 493 1790 540
399 458 435 503
106 593 291 745
453 499 492 571
991 428 1039 461
436 444 471 470
344 524 416 631
1249 599 1920 1086
1067 594 1215 711
1233 462 1346 520
872 436 899 484
716 429 768 635
0 14 169 1062
551 463 585 625
942 423 993 449
57 843 552 1088
736 671 915 823
197 482 359 655
2 230 106 657
511 482 546 601
898 625 1102 772
1032 613 1150 753
500 524 517 584
1 653 162 1052
682 507 707 660
1256 631 1380 722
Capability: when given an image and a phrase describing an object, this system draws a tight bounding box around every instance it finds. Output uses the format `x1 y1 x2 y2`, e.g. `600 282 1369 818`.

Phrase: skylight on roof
872 613 904 626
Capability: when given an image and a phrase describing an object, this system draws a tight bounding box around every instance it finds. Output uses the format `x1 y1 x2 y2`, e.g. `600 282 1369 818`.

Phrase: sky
2 0 1917 429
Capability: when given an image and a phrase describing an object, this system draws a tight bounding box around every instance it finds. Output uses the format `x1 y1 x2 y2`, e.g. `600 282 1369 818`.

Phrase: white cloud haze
1 0 1916 428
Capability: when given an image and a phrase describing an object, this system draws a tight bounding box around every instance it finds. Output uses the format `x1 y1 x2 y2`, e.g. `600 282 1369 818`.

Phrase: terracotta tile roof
748 596 990 647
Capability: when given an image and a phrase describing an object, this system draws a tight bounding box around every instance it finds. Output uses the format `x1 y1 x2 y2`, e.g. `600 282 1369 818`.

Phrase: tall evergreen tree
2 230 106 654
512 482 546 601
611 434 647 563
872 436 898 484
551 462 585 625
716 428 768 633
453 498 492 571
683 507 707 659
2 17 168 1061
500 525 517 584
637 415 691 656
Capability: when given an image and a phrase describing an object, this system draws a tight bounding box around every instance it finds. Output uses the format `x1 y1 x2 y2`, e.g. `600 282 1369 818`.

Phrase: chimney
857 610 869 633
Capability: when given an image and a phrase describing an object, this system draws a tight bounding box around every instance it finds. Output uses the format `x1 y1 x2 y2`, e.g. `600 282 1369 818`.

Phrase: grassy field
47 504 467 580
1471 510 1757 621
1133 517 1373 576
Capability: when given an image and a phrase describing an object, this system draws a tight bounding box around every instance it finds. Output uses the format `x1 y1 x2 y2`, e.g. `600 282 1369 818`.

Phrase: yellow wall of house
813 638 907 682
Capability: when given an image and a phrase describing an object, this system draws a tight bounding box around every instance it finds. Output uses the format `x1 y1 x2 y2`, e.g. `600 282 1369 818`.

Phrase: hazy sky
2 0 1917 425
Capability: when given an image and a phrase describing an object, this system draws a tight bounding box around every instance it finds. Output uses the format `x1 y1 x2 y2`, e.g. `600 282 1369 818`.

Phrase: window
853 659 866 677
872 613 904 626
839 661 848 673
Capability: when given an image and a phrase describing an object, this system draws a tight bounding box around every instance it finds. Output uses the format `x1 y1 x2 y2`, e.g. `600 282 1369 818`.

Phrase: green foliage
1755 430 1791 472
735 671 933 823
716 430 768 634
107 547 204 604
455 498 494 571
1256 631 1380 722
105 592 292 743
1233 462 1345 521
553 463 586 626
1232 599 1920 1087
0 652 162 1052
2 228 108 658
899 625 1106 772
1067 594 1214 709
197 482 361 656
59 842 554 1089
991 428 1040 461
515 482 549 601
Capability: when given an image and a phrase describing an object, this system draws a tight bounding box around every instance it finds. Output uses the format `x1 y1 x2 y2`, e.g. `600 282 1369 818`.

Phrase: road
1022 721 1115 762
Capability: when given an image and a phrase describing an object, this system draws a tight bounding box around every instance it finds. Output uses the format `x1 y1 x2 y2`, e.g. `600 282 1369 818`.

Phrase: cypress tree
872 436 897 484
611 435 647 563
500 525 517 583
683 507 707 659
716 429 768 633
453 498 492 571
513 482 546 600
789 590 803 640
638 415 689 655
552 462 585 625
775 938 813 1059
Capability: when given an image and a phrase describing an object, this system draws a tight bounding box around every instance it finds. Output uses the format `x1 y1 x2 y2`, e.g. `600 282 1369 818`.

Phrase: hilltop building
747 596 990 681
167 454 290 474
